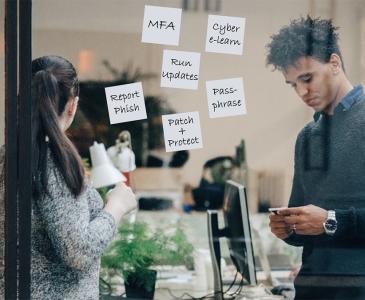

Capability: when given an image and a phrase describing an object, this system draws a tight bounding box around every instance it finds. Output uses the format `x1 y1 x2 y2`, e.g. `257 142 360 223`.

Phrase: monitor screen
223 180 257 285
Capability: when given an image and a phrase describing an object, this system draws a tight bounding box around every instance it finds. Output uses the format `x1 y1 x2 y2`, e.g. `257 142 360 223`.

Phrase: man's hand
269 213 293 240
279 205 328 235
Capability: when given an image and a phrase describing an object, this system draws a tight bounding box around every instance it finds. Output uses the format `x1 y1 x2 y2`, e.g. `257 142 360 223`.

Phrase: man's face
283 56 340 114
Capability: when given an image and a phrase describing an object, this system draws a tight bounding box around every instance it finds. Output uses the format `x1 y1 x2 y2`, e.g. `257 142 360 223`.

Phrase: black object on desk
138 197 173 210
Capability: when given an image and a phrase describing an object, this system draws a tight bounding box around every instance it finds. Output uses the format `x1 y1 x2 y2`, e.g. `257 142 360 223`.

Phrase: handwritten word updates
142 5 182 46
161 50 201 90
162 112 203 152
206 15 246 55
105 82 147 124
206 78 246 118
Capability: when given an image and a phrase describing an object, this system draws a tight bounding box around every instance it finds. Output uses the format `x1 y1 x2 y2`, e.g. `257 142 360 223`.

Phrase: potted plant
100 220 194 299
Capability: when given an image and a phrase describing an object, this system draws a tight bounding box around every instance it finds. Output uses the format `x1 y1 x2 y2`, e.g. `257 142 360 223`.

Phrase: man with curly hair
267 16 365 299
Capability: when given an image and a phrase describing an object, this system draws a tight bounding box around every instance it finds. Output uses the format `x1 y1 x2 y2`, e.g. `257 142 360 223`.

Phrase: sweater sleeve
37 159 116 272
283 128 365 243
333 207 365 240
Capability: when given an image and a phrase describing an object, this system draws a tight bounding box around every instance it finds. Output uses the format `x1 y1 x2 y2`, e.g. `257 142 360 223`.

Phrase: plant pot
124 269 157 299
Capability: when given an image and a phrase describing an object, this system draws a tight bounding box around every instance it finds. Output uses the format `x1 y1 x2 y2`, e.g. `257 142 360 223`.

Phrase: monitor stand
207 210 227 300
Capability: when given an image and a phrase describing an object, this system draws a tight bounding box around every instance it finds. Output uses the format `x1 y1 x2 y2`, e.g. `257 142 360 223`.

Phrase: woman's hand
103 182 137 224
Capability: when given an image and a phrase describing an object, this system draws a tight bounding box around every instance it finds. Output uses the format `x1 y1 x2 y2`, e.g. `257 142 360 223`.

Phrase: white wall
1 0 362 186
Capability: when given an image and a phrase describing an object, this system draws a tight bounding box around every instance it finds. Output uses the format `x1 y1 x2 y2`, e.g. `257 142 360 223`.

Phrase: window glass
32 0 365 297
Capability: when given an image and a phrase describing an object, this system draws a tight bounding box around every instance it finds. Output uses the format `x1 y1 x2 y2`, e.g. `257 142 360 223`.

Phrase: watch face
325 219 337 231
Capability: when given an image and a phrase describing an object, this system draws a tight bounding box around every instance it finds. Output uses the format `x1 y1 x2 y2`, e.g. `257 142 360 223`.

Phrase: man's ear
329 53 342 74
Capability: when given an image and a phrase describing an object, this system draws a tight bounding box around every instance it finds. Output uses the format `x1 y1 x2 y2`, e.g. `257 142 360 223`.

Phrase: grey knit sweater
285 87 365 285
0 148 117 299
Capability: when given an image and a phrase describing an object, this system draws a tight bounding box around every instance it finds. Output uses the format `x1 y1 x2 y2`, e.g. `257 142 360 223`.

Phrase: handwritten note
105 82 147 124
141 5 182 46
205 15 245 55
162 111 203 152
161 50 201 90
206 78 246 118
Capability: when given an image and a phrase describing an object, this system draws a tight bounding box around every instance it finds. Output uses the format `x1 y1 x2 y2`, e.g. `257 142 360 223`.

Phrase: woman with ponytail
1 56 137 299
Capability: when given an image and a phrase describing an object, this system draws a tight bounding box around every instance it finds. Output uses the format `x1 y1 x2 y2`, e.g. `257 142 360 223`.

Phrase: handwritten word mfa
148 20 175 30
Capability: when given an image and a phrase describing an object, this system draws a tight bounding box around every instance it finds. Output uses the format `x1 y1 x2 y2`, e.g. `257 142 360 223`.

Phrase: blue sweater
285 85 365 285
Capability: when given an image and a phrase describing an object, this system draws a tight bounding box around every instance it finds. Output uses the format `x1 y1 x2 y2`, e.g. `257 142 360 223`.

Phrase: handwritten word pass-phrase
206 78 247 118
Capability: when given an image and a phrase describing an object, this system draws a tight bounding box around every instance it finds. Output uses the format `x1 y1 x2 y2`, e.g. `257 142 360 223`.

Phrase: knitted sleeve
36 155 116 271
284 128 361 244
333 207 365 240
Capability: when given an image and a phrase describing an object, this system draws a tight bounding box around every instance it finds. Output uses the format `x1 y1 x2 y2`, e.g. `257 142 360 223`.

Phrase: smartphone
268 207 286 214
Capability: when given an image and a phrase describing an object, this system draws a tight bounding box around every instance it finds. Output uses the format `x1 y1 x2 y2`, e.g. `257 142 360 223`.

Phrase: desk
103 210 298 299
103 266 291 300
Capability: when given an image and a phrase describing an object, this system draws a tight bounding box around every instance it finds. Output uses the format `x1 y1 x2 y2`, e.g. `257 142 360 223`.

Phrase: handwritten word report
205 15 246 55
141 5 182 46
206 77 246 118
162 111 203 152
161 50 201 90
105 82 147 124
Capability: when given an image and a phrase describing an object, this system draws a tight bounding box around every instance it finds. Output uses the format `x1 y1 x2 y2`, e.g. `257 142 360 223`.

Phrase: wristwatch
323 210 337 236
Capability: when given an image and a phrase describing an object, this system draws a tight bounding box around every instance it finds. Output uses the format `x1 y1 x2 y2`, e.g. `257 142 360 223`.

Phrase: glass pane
32 0 365 298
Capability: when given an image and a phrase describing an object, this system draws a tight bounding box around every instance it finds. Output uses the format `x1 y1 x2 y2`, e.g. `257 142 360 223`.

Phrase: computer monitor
207 180 257 300
223 180 257 285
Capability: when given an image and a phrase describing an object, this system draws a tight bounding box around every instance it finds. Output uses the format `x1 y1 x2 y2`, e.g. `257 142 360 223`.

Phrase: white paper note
141 5 182 46
206 77 246 118
205 15 246 55
162 111 203 152
161 50 201 90
105 82 147 124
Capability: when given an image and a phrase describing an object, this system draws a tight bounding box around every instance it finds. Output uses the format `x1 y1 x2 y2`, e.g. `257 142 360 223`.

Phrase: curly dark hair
266 16 343 71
